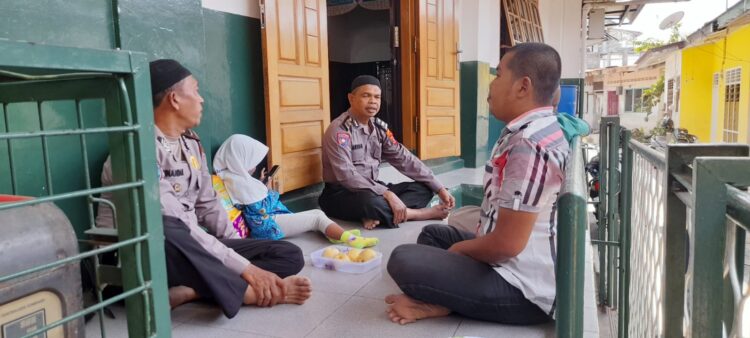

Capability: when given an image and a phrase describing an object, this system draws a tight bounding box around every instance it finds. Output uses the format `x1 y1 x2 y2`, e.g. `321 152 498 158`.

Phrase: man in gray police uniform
319 75 455 229
97 59 311 317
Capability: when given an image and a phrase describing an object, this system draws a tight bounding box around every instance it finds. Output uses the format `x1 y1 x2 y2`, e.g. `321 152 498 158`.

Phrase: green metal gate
597 116 750 337
0 40 171 337
556 136 589 337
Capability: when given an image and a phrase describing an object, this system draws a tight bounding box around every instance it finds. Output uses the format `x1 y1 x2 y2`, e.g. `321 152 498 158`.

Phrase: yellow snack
334 253 351 262
358 249 377 262
347 248 362 261
323 247 340 258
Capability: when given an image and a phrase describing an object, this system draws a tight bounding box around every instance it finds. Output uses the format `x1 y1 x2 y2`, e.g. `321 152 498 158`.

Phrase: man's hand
241 264 284 307
447 241 465 255
437 188 455 210
384 190 408 224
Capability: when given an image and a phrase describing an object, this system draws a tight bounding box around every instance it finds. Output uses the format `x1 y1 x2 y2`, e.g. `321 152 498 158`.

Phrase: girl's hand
259 168 277 190
266 177 277 190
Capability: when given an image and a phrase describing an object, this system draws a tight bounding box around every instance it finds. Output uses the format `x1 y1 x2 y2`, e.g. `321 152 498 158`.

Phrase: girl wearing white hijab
214 134 378 248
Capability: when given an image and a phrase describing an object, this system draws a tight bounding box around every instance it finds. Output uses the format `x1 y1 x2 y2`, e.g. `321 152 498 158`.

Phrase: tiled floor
85 167 599 338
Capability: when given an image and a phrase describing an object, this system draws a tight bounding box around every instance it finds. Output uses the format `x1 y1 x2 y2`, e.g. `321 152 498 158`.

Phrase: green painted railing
556 136 588 337
0 40 171 337
596 116 750 337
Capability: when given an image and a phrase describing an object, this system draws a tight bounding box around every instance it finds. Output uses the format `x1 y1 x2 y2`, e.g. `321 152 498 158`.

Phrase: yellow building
679 8 750 143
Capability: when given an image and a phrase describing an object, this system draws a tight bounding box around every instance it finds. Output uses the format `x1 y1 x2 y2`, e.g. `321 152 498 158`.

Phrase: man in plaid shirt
386 43 584 325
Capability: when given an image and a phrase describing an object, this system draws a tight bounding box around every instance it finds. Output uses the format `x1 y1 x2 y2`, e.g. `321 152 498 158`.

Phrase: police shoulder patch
336 131 351 149
385 129 398 145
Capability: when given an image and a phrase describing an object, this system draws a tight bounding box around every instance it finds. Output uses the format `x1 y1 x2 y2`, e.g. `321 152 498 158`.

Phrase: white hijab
213 134 270 205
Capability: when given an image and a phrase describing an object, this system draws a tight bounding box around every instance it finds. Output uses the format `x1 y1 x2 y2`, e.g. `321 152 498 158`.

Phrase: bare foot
168 286 198 309
362 218 380 230
384 294 450 325
281 276 312 305
406 205 450 222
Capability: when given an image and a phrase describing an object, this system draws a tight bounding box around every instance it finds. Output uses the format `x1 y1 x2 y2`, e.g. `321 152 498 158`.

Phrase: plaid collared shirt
479 106 569 316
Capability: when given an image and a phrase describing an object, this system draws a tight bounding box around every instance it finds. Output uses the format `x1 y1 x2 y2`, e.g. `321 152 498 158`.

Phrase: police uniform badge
189 155 201 170
173 183 182 193
336 132 351 149
157 136 170 153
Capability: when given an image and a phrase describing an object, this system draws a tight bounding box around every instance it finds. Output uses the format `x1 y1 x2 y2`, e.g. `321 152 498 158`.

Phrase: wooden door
607 91 619 116
261 0 330 193
417 0 461 159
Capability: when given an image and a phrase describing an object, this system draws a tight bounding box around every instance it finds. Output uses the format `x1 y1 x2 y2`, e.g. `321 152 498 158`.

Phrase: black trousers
318 181 434 228
162 216 304 318
387 224 551 325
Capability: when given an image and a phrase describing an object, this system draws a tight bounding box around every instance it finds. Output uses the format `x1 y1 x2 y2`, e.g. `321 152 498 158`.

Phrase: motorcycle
585 154 600 220
653 115 698 147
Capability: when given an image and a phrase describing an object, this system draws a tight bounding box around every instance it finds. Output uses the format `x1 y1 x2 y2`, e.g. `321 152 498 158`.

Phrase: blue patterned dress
237 191 291 240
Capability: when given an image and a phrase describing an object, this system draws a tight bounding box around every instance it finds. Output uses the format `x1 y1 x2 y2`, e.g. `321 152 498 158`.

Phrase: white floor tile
453 318 555 338
306 296 461 338
170 323 274 338
175 290 348 338
85 304 181 338
355 271 401 300
297 263 383 296
284 230 332 256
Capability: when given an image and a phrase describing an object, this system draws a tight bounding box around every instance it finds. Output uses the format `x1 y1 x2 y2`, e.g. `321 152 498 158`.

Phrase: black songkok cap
149 59 192 96
350 75 381 93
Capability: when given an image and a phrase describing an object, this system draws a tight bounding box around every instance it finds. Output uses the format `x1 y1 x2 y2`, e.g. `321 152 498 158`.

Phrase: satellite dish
659 11 684 30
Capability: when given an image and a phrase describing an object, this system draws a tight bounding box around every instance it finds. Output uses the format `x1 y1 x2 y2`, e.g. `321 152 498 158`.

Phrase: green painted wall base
428 183 483 208
460 61 492 168
422 156 465 175
280 183 324 213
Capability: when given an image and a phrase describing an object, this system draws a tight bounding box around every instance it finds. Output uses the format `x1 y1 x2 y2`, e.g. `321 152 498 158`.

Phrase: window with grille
502 0 544 45
667 79 674 109
624 88 646 113
723 68 741 142
674 76 681 113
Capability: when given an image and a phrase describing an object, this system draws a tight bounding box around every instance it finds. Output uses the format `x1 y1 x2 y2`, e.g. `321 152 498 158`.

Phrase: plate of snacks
310 245 382 274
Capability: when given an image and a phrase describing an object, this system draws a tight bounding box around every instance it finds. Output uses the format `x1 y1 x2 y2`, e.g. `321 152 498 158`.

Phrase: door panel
607 91 618 116
418 0 460 159
262 0 330 193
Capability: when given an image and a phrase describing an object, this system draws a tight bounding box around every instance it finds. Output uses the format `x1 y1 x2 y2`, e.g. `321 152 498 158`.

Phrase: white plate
310 245 382 274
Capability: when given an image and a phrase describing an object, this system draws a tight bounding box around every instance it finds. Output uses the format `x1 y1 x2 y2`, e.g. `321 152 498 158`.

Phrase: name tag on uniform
351 144 363 150
163 169 184 177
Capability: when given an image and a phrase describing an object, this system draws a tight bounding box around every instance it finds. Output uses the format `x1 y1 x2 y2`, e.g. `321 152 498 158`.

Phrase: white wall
664 51 682 127
538 0 584 79
620 114 660 131
460 0 500 67
202 0 259 18
328 7 391 63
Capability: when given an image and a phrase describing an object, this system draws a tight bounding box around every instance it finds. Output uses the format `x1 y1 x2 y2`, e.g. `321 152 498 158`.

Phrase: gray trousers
387 224 551 325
